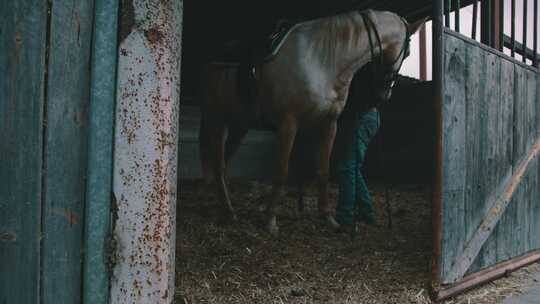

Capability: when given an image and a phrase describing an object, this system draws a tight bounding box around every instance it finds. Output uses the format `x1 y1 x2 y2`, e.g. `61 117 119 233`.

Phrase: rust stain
75 12 81 47
74 109 88 126
144 28 163 45
0 232 17 242
51 207 79 226
15 31 22 54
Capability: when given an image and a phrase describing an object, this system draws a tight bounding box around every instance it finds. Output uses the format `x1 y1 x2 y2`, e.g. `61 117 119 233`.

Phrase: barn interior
177 1 439 302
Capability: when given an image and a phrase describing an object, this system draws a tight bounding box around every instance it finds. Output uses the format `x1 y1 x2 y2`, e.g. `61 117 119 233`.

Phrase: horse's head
373 15 427 103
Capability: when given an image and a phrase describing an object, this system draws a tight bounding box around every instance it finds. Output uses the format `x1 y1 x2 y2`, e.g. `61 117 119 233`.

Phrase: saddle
218 20 296 64
214 21 297 130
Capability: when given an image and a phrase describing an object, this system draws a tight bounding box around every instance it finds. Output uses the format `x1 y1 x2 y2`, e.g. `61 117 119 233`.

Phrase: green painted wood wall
1 0 105 303
441 31 540 284
0 1 48 302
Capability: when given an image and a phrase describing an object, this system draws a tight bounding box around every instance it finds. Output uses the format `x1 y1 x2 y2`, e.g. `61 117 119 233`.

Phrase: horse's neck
306 11 401 83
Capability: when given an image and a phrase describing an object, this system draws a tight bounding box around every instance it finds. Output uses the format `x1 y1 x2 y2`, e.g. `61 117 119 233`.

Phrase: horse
199 9 426 235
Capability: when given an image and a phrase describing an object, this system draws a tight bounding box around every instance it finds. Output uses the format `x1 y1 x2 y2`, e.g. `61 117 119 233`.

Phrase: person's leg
335 115 359 226
354 110 380 225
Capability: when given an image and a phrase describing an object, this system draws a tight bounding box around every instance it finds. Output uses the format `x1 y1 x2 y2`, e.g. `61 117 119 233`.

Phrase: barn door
437 29 540 296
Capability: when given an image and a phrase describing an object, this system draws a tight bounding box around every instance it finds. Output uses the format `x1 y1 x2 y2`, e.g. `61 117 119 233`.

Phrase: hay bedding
175 180 538 303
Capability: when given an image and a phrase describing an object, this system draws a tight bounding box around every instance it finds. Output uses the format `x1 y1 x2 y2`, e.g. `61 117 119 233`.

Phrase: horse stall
432 0 540 300
2 0 539 303
176 1 437 303
178 0 540 303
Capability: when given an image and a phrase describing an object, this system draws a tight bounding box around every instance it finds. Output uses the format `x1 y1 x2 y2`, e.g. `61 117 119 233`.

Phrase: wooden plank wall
41 1 94 303
0 1 47 302
441 32 540 283
0 0 95 302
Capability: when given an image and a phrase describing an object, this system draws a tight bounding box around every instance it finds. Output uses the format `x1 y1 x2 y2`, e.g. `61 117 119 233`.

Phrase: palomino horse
200 9 426 234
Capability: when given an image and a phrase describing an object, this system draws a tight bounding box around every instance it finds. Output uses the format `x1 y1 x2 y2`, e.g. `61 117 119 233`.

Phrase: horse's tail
199 64 213 184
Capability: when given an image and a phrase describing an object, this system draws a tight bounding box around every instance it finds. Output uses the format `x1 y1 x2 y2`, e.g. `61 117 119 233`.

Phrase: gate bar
431 0 444 293
512 0 516 56
455 0 460 32
534 0 538 66
445 0 451 27
83 0 119 302
435 250 540 302
472 0 478 39
524 0 528 62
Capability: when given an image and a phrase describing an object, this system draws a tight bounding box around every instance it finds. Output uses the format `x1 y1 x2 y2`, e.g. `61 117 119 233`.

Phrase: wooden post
111 0 183 303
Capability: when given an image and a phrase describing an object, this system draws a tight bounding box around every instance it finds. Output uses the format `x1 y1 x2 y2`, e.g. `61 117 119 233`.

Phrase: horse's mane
301 11 366 67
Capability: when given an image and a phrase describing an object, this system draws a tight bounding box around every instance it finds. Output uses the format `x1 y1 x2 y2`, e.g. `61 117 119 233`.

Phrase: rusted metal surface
431 0 444 292
111 0 183 303
435 250 540 302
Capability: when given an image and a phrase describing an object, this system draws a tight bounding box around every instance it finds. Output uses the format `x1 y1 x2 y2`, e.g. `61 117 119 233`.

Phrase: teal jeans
335 110 380 225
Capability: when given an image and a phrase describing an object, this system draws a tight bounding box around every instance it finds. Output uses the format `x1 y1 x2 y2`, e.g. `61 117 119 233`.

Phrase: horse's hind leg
224 126 248 178
266 115 297 235
317 120 340 229
199 111 213 184
207 122 237 222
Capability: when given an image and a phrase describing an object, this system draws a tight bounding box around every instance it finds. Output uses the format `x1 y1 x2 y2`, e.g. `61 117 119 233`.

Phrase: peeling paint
119 0 136 44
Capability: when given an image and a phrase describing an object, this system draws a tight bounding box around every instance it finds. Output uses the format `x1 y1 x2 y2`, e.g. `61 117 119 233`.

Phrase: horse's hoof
217 211 238 225
320 214 340 230
267 217 279 236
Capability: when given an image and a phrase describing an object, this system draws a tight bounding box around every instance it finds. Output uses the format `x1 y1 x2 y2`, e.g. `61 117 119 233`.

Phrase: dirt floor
175 179 539 304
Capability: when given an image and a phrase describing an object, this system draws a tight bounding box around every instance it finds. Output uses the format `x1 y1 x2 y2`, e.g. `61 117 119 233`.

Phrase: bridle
360 11 411 100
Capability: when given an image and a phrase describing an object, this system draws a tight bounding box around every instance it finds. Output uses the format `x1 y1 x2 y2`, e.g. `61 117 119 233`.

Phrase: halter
359 12 411 101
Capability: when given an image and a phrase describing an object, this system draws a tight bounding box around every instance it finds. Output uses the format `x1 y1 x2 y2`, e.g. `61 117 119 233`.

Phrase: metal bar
444 139 540 283
472 0 478 39
445 0 451 27
419 24 427 80
504 34 540 60
512 0 516 56
431 0 444 293
455 0 461 32
435 250 540 302
83 0 119 302
495 0 503 50
481 0 493 46
499 0 504 50
524 0 528 62
111 0 183 303
534 0 538 66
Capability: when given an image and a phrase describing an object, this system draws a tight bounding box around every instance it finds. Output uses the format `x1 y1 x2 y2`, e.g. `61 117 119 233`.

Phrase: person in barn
334 65 381 235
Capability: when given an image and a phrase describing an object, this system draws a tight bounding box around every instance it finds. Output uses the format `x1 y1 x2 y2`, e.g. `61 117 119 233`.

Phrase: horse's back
201 62 244 118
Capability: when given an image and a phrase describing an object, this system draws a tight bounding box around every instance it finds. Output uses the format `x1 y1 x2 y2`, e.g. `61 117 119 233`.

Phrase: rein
359 12 410 99
359 12 410 230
